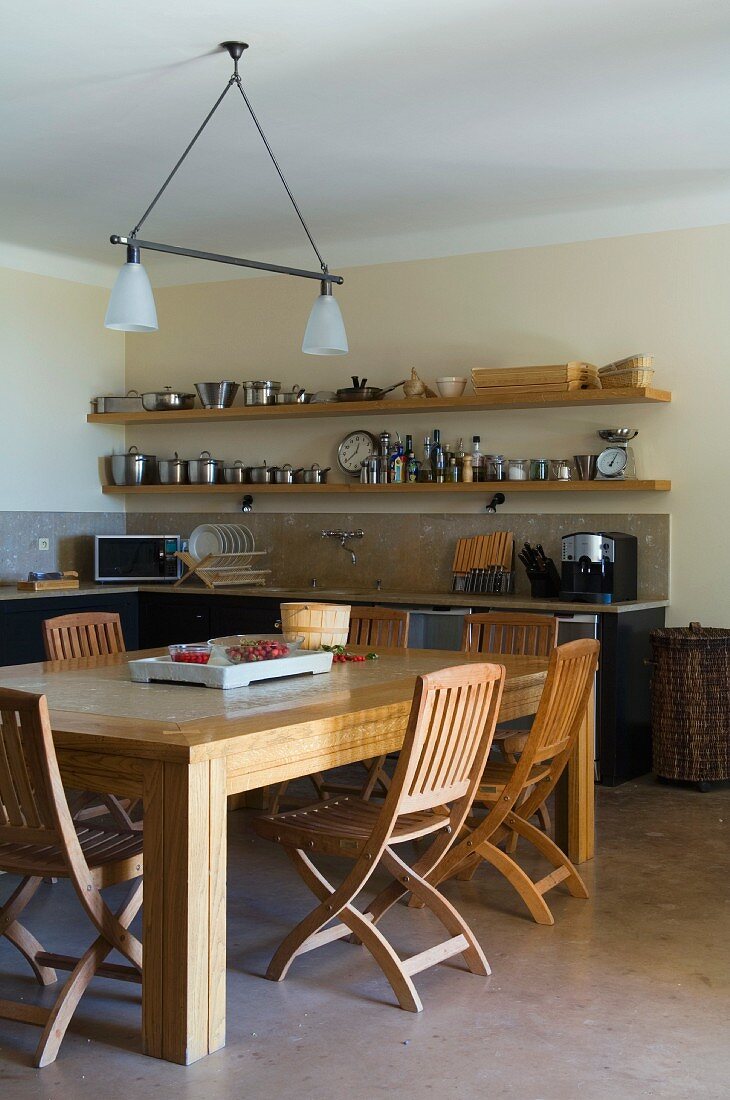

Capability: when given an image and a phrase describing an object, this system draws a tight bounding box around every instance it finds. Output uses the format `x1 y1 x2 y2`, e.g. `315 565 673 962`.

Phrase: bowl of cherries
169 643 212 664
208 634 301 665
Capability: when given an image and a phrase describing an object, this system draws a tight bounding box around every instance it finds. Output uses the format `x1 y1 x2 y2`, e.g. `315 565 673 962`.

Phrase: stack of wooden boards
451 532 514 593
471 361 600 398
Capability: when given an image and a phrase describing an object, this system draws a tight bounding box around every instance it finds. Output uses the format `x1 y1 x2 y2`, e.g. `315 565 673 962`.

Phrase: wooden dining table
0 646 593 1066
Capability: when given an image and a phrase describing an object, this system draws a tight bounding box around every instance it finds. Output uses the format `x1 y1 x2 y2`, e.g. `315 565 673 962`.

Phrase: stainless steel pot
158 452 189 484
141 387 196 412
110 446 157 486
248 464 277 484
92 389 143 413
295 464 330 484
275 386 307 405
195 381 240 409
187 450 221 484
242 380 281 406
273 464 302 484
223 460 248 485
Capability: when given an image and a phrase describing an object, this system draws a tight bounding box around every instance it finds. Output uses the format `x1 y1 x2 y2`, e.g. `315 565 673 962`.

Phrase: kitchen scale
595 428 639 480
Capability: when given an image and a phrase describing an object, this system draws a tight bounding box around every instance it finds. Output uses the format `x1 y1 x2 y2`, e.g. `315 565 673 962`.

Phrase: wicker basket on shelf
599 355 654 388
279 603 351 650
649 623 730 783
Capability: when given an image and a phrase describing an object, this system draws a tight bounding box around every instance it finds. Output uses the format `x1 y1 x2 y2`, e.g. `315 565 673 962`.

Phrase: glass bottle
389 433 405 484
447 456 460 483
471 436 482 483
431 429 442 480
420 435 433 481
405 436 420 482
456 438 466 477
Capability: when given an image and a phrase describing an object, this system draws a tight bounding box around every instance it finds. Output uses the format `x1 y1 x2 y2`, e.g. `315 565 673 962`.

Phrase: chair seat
256 797 448 849
0 824 143 878
477 760 551 794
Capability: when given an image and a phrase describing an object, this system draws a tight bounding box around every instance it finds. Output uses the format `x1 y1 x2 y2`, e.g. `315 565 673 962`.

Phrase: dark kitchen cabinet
137 592 282 648
0 593 139 667
138 593 211 648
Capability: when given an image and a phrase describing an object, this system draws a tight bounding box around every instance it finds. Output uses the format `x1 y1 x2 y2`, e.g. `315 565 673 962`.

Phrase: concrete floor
0 777 728 1100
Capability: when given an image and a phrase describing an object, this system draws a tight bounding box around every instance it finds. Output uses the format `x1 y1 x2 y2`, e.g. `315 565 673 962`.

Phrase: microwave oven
94 535 182 583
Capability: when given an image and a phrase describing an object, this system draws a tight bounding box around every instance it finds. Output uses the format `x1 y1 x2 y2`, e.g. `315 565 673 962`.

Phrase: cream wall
0 267 124 512
125 224 730 627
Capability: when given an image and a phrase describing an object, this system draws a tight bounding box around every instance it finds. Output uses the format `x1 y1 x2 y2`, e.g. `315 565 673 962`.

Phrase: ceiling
2 0 730 285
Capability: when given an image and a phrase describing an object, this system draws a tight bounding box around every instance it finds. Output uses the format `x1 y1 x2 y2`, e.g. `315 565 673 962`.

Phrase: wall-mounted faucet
321 529 364 565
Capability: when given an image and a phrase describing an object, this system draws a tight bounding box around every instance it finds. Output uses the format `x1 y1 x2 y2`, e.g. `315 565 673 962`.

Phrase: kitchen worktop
0 582 668 614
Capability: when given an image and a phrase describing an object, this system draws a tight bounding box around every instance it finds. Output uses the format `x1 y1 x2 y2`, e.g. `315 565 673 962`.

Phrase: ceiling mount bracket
220 41 249 63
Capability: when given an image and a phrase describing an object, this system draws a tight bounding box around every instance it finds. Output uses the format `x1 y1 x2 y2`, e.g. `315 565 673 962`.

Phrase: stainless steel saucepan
187 450 221 484
110 446 157 486
141 386 196 411
295 463 330 484
158 452 188 484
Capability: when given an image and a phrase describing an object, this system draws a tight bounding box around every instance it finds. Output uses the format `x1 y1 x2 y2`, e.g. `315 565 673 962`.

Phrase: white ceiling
2 0 730 285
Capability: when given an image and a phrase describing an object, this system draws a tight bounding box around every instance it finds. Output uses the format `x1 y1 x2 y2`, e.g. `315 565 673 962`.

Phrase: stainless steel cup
574 454 598 480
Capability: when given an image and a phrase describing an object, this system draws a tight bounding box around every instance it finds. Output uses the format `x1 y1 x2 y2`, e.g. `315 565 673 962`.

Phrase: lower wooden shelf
101 479 670 495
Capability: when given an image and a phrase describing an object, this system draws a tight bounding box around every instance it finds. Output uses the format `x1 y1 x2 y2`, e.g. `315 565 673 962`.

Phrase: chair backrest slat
525 639 599 764
392 664 505 815
43 612 126 661
0 692 61 837
348 607 409 650
461 612 558 658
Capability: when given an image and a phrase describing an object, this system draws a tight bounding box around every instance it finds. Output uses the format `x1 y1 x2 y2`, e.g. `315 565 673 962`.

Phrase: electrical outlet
38 538 50 551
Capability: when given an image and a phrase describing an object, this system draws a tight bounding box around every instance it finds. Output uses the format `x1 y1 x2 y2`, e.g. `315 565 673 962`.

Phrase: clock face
596 446 628 478
337 430 378 476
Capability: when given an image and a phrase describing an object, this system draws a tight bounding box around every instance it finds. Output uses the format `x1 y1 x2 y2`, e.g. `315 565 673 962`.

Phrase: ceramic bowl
436 376 468 398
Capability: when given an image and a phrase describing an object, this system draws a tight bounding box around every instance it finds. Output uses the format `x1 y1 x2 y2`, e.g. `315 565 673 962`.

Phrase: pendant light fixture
105 41 347 355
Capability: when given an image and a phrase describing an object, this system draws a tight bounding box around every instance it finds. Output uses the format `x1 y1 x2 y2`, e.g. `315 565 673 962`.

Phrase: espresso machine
560 532 638 603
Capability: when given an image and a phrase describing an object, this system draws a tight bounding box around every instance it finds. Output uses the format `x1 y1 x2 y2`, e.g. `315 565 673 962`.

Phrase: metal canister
486 454 506 480
530 457 550 481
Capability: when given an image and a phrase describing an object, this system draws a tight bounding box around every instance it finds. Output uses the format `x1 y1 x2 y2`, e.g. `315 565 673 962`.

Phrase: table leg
142 756 227 1064
555 684 595 865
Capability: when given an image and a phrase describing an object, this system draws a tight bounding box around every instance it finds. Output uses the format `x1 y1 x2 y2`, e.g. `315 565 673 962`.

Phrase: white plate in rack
189 524 223 560
128 649 333 689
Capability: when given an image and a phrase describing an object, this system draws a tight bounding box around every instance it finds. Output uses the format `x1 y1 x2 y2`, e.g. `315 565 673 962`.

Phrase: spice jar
508 458 529 481
530 457 550 481
486 454 506 480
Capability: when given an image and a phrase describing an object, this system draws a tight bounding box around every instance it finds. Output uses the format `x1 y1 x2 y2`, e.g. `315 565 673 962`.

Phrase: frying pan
336 377 407 402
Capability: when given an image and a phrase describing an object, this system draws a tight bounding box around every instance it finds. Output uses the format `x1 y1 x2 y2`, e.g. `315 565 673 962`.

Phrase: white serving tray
128 650 333 689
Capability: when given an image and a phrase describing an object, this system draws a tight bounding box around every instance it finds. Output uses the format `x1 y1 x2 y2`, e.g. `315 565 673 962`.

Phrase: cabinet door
209 598 282 639
0 594 139 667
139 595 210 649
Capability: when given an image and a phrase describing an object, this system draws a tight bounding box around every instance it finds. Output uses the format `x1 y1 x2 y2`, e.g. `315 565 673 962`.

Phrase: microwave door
99 538 163 579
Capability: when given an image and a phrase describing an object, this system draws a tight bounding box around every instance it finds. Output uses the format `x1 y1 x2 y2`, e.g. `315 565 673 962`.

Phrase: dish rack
599 355 654 388
174 550 270 588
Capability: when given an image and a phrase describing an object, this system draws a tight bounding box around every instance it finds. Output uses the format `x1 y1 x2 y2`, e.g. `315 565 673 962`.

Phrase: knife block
525 559 561 599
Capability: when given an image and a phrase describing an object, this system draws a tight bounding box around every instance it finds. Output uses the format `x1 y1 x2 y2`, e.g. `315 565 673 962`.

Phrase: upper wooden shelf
101 479 671 495
87 386 672 426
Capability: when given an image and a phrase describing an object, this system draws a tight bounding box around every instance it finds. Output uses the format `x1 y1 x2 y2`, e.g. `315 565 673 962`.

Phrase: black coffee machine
560 531 637 603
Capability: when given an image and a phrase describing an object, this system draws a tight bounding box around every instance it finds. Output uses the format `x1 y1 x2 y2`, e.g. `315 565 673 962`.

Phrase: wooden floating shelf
88 387 671 426
102 479 671 495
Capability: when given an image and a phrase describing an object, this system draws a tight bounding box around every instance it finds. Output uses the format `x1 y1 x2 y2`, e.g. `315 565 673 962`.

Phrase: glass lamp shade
302 288 348 355
104 260 158 332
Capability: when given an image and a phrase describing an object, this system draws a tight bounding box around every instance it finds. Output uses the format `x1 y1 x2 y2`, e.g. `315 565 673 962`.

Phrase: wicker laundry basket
650 623 730 783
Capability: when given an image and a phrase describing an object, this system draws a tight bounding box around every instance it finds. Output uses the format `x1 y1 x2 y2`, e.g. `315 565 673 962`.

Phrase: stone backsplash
0 511 668 598
0 511 124 583
126 511 669 599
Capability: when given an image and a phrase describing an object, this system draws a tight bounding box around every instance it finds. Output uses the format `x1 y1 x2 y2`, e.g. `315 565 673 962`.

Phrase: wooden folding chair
462 611 558 842
428 639 600 926
268 607 410 812
0 688 143 1067
254 661 505 1012
42 612 138 829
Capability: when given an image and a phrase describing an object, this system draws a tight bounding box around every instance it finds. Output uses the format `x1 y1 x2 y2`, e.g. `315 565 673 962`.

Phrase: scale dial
337 429 379 477
596 446 628 479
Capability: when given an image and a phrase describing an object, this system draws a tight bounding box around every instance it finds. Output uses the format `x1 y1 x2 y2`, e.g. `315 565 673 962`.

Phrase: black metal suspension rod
110 235 344 284
129 78 236 240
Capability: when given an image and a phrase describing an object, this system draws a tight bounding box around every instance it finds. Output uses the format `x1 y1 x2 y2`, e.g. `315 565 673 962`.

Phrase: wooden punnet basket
279 603 351 651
